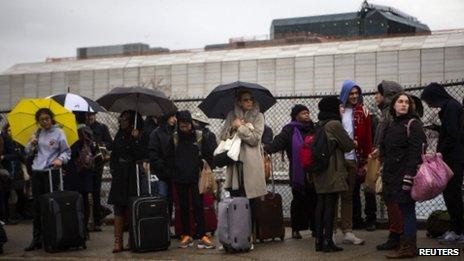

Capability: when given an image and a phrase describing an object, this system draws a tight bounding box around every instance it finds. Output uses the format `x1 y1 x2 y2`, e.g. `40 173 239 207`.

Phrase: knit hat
318 96 341 115
290 104 309 120
176 110 192 123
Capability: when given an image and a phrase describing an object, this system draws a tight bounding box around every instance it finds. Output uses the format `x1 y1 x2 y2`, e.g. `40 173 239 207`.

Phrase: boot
315 236 323 252
112 216 124 253
385 236 417 259
377 232 401 251
292 230 302 240
322 238 343 252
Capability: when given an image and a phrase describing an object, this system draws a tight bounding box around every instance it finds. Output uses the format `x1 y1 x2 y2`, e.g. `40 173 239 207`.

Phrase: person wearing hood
166 110 216 249
337 80 373 245
381 92 426 258
192 112 218 153
24 108 71 251
264 104 317 239
372 81 405 251
149 111 177 198
312 96 354 252
421 82 464 244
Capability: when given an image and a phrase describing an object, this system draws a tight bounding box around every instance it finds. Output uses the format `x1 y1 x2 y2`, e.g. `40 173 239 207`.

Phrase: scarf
285 121 306 194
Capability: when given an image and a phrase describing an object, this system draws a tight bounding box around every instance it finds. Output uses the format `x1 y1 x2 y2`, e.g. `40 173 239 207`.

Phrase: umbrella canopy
48 93 106 112
198 81 277 119
7 98 78 147
96 86 177 116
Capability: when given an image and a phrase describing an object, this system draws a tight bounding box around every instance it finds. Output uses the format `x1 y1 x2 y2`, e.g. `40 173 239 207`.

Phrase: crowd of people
0 80 462 259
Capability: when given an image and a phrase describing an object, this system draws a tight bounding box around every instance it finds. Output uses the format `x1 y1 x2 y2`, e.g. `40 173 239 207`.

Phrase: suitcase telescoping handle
135 163 152 197
47 167 64 193
269 154 275 195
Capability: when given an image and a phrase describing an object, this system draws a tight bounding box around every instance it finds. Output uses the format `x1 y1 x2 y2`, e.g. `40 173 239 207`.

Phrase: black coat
108 129 149 206
0 133 25 189
166 129 215 184
89 121 113 150
421 83 464 163
264 121 314 183
63 138 94 193
380 114 426 203
148 124 175 180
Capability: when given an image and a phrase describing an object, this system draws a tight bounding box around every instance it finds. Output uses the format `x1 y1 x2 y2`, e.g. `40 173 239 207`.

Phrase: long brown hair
389 92 416 117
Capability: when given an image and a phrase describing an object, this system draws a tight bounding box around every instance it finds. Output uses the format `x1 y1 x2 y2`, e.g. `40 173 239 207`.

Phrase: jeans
398 202 417 237
175 182 205 237
442 161 463 235
154 180 169 198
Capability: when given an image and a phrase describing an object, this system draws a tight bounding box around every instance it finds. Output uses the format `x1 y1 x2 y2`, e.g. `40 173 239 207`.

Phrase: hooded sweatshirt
25 125 71 171
373 80 403 147
421 83 464 162
339 80 372 161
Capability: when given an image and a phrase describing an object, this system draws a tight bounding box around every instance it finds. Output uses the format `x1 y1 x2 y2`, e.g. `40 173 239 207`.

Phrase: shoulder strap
406 119 416 138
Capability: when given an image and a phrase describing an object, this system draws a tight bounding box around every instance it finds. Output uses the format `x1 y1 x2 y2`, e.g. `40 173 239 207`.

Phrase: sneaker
438 231 460 245
342 232 365 245
179 235 194 248
197 236 215 249
437 231 451 240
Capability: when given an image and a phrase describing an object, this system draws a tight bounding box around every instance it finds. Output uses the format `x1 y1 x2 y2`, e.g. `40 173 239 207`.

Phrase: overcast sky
1 0 463 73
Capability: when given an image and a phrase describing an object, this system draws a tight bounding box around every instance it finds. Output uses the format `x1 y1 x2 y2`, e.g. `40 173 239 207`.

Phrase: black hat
290 104 309 120
318 96 341 115
176 110 192 123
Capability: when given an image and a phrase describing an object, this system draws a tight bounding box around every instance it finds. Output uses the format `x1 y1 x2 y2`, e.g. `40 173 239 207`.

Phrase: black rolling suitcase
41 168 86 253
129 164 170 252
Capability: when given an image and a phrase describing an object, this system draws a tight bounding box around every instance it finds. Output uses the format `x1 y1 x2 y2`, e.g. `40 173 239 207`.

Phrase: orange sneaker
179 235 193 248
197 235 216 249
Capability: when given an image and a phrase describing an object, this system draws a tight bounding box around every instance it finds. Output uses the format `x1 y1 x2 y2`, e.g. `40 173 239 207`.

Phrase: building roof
272 12 359 27
2 29 463 75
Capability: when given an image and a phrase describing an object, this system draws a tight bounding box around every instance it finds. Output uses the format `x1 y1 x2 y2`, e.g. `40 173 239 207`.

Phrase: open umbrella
198 81 276 119
96 86 177 117
7 98 78 147
48 93 106 112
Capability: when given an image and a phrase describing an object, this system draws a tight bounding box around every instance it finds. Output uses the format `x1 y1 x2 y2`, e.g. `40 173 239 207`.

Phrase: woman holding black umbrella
107 110 148 253
219 89 267 201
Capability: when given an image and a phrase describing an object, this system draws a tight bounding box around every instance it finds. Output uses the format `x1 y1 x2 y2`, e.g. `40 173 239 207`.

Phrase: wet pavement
1 222 463 260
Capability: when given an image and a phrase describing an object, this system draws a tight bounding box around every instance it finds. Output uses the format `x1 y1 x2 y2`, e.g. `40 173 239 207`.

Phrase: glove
402 175 414 191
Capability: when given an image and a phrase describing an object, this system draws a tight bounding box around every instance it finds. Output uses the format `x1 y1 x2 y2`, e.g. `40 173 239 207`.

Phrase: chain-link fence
1 80 463 221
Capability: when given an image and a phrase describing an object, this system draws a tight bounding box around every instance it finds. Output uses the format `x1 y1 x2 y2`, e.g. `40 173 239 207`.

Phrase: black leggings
315 193 338 240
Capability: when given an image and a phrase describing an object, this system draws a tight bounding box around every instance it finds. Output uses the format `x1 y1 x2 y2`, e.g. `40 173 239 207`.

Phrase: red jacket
353 103 373 162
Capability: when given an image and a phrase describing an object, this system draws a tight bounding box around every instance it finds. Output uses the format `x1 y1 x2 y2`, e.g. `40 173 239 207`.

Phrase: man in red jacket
337 80 373 245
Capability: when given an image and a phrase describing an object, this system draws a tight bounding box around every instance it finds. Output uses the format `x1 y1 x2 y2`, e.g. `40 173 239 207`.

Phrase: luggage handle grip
47 166 63 193
135 163 152 197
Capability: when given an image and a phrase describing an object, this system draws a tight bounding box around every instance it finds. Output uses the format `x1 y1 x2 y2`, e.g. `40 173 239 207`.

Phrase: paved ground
1 222 463 260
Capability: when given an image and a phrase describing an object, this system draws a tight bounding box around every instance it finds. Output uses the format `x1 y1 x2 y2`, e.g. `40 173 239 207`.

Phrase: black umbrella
96 86 177 117
198 81 276 119
48 93 107 112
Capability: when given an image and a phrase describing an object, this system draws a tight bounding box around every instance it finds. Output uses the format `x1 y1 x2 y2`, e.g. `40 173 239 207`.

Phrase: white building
1 29 463 110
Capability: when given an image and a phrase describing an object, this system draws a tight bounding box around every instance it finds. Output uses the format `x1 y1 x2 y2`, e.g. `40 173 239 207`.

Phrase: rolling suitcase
253 157 285 242
41 168 86 253
172 185 217 237
129 165 170 252
218 162 252 253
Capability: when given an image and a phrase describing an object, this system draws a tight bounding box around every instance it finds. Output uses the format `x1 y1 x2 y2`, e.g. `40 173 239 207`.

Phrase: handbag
365 157 381 193
213 134 241 167
198 160 217 194
411 152 454 202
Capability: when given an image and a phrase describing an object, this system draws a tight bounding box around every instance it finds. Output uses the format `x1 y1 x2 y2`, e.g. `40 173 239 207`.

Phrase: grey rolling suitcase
218 162 252 253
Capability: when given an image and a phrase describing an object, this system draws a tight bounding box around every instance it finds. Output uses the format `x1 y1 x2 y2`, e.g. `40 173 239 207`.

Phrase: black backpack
308 121 331 173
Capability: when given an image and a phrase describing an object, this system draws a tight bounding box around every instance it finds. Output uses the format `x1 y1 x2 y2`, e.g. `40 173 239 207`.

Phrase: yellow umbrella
7 98 78 147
